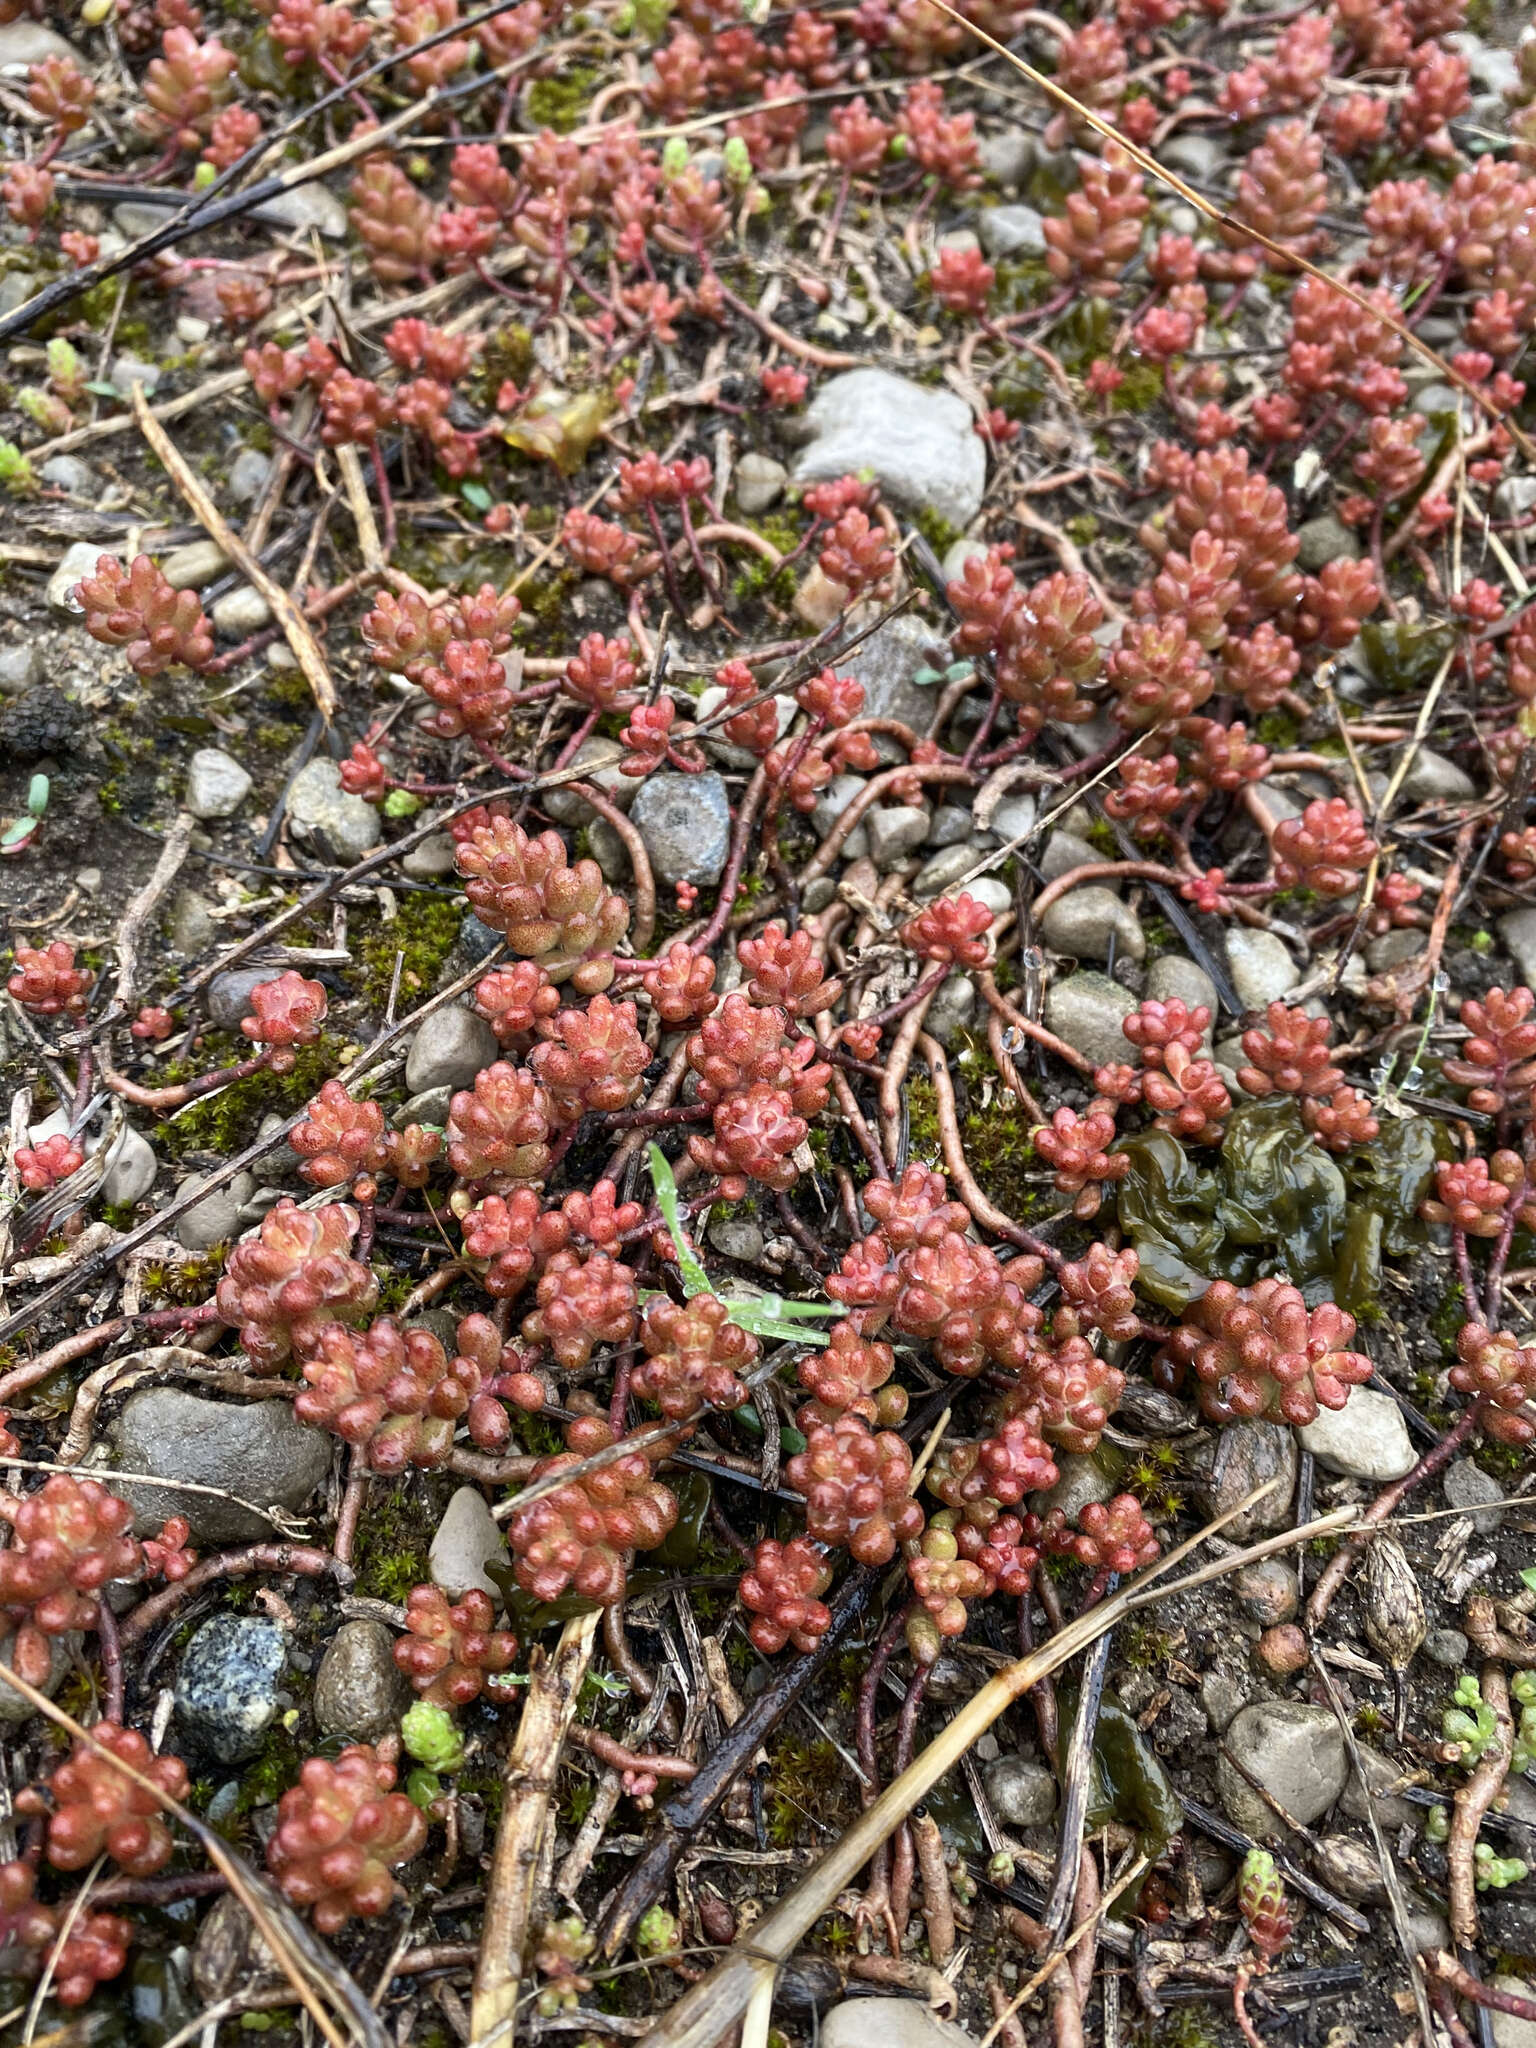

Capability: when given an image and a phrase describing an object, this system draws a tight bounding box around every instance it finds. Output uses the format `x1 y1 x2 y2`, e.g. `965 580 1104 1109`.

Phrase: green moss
1430 1282 1466 1356
905 1075 942 1162
525 63 600 131
1255 709 1302 749
154 1030 357 1160
1064 514 1099 546
912 507 961 558
1109 361 1164 415
355 891 463 1012
516 566 581 655
352 1479 433 1604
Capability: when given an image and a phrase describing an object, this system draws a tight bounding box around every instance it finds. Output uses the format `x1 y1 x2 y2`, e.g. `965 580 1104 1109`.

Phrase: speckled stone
174 1615 286 1763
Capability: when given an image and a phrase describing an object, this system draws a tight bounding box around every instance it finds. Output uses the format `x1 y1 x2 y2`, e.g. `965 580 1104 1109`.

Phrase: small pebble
211 586 272 636
185 748 253 820
162 539 230 590
1257 1624 1309 1675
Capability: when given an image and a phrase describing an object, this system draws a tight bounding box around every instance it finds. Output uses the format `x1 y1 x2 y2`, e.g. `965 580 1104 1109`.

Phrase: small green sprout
1475 1841 1529 1890
1 775 48 857
402 1700 465 1774
646 1144 839 1345
0 439 35 494
1424 1803 1449 1843
635 1903 679 1957
660 137 689 179
383 789 421 819
1444 1672 1498 1764
405 1767 443 1811
722 136 753 190
1512 1670 1536 1774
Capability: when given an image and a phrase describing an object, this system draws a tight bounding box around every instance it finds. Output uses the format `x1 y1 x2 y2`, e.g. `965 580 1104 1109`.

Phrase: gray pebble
1298 1388 1414 1482
1296 515 1362 573
1218 1700 1347 1835
402 831 458 880
0 20 77 63
208 966 285 1030
836 611 952 735
459 914 502 964
1233 1558 1298 1626
314 1620 410 1741
866 804 931 869
228 448 273 505
542 737 636 823
48 539 103 614
0 1629 74 1726
175 1615 287 1763
39 454 93 495
1035 1452 1115 1523
989 794 1037 845
924 972 976 1047
709 1212 766 1263
1443 1457 1504 1535
109 1382 332 1543
978 202 1046 257
1339 1742 1418 1830
1191 1423 1296 1541
98 1124 158 1206
630 770 731 885
927 805 975 848
978 127 1035 188
1040 828 1108 885
1426 1626 1470 1668
1146 954 1218 1032
168 891 217 955
286 756 382 864
1502 906 1536 988
405 1004 499 1093
211 586 272 636
1226 927 1299 1010
789 368 986 529
734 450 788 514
161 542 230 591
260 181 348 238
429 1487 504 1601
1043 971 1137 1070
111 354 162 398
186 748 253 820
0 644 41 693
984 1753 1058 1828
1399 746 1476 802
963 876 1012 917
912 845 978 899
1042 885 1145 964
176 1170 255 1250
819 1998 976 2048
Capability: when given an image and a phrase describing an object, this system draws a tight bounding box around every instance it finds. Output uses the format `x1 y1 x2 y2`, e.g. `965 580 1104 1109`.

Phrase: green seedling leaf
27 774 48 819
0 816 39 851
1522 1568 1536 1594
647 1143 711 1297
460 480 492 512
645 1143 839 1343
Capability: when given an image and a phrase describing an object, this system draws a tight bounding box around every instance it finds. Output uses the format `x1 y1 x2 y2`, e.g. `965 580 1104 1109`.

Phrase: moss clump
525 63 600 131
912 506 962 558
352 1480 433 1604
154 1030 355 1160
516 566 581 655
355 891 464 1013
1110 361 1165 414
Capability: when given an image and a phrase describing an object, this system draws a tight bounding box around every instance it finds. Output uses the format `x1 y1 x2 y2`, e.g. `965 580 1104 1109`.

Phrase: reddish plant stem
1485 1175 1526 1327
987 1005 1047 1124
920 1033 1061 1267
888 1660 932 1943
801 763 977 885
689 767 768 957
862 963 949 1031
333 1445 368 1568
602 1601 653 1699
97 1596 124 1723
567 1724 698 1780
100 1046 270 1110
1029 859 1191 928
565 780 656 956
1430 1950 1536 2023
977 971 1094 1077
0 1321 127 1405
1453 1225 1484 1325
1305 1401 1483 1628
853 1603 908 1947
119 1543 342 1649
91 1870 228 1908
